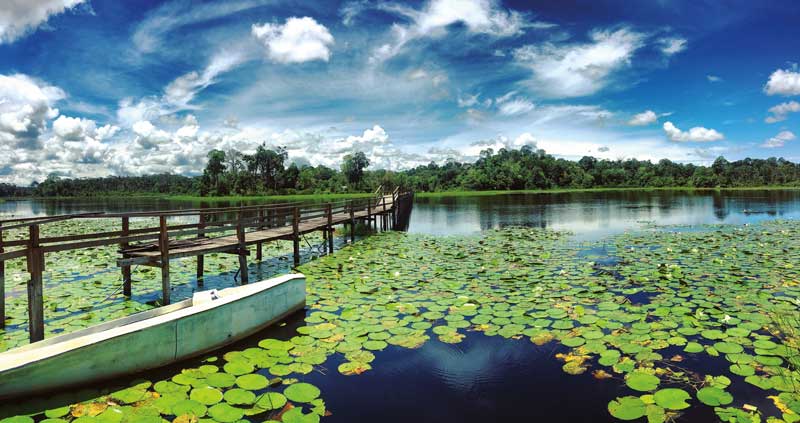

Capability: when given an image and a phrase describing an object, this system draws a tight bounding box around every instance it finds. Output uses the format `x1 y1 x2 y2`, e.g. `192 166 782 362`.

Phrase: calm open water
3 189 800 421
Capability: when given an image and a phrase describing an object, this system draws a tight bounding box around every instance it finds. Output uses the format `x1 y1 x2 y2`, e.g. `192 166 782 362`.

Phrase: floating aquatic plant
2 222 800 422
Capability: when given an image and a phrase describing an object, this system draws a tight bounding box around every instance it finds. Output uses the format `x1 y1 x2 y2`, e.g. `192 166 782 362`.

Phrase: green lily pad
284 382 321 403
696 387 733 406
189 386 223 405
171 399 207 417
207 403 244 423
223 388 256 405
625 372 661 392
235 373 268 390
256 392 288 410
653 388 691 410
608 396 647 420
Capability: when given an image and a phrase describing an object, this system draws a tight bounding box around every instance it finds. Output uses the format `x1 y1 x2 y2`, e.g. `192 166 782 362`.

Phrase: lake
3 189 800 236
1 189 799 422
407 189 800 238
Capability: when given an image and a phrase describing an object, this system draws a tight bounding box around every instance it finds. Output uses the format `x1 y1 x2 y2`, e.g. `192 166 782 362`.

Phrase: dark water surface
3 189 800 421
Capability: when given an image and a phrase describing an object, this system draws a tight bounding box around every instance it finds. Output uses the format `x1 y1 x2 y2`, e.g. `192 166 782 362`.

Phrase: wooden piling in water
27 224 44 343
158 216 170 305
326 203 334 254
121 217 132 296
256 209 264 261
292 207 300 267
236 213 249 284
349 201 355 243
196 213 205 286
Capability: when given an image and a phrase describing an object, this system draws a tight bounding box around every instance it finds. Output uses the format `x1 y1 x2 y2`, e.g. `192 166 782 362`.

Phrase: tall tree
341 152 370 188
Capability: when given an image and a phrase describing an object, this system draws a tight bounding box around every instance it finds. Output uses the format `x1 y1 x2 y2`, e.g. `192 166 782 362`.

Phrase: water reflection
408 190 800 238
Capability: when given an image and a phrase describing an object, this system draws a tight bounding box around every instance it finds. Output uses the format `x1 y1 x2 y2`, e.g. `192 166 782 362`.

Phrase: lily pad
625 372 660 392
653 388 691 410
608 396 647 420
284 382 321 403
696 387 733 406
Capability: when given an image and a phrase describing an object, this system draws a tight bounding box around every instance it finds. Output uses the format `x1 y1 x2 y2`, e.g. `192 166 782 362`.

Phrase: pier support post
256 209 264 261
121 217 132 296
27 224 44 343
349 202 355 243
158 216 170 305
382 196 387 231
236 214 249 284
367 203 372 233
196 213 205 287
292 207 300 267
326 203 334 254
0 223 5 329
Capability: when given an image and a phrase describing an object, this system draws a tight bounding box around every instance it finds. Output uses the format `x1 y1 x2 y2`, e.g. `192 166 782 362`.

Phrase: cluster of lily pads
1 218 799 423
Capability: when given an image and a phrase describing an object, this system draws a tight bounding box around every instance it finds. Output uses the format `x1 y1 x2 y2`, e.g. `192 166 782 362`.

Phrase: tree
202 150 226 195
341 152 370 188
246 144 287 191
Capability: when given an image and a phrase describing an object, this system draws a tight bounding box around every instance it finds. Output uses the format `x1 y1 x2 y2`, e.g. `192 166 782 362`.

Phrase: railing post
382 195 387 231
158 216 170 305
326 203 334 253
349 201 355 243
236 212 249 284
373 197 378 231
367 201 372 232
0 223 5 329
197 213 206 286
121 217 132 296
392 189 398 229
292 207 300 267
27 224 44 343
256 208 264 261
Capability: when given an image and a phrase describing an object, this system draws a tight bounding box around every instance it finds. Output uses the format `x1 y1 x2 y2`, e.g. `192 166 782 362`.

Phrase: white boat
0 273 306 399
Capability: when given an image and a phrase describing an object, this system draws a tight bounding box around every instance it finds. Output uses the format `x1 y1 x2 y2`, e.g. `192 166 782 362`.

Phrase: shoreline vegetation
1 185 799 202
2 146 800 200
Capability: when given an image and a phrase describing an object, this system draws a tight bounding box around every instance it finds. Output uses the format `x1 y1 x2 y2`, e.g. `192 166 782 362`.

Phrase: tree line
8 144 800 198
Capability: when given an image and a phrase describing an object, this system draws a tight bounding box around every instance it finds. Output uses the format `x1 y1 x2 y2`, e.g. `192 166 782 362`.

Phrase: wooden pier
0 188 414 343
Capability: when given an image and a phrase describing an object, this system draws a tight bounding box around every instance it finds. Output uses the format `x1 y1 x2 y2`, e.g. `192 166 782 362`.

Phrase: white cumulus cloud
764 68 800 96
628 110 658 126
0 73 65 149
663 121 723 142
0 0 87 44
513 28 646 98
765 100 800 123
252 17 335 64
762 130 796 148
45 115 119 164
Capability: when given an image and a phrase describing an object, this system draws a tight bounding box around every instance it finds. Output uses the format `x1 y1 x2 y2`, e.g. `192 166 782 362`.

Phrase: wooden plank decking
119 197 394 262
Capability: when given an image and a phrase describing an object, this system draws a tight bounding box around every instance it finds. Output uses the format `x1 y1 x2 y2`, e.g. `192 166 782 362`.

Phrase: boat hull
0 274 306 399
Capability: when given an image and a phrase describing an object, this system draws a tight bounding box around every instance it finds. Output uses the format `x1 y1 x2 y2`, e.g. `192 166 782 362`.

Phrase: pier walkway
0 188 414 343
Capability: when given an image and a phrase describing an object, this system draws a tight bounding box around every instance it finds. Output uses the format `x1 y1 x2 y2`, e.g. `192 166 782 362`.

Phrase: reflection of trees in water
413 189 800 235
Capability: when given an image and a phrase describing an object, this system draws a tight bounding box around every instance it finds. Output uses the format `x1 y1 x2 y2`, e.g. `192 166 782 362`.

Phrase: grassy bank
414 186 800 198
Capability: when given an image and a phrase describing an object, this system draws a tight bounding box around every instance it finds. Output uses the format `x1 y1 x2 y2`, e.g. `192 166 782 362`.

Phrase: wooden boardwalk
0 188 414 343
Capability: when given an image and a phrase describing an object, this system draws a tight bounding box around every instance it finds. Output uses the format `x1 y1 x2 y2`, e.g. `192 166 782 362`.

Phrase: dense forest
9 144 800 198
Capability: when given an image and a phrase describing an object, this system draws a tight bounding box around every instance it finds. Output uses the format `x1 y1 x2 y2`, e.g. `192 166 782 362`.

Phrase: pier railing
0 189 414 343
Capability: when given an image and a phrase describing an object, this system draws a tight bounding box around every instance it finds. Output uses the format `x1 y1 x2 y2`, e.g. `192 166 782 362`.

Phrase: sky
1 0 800 185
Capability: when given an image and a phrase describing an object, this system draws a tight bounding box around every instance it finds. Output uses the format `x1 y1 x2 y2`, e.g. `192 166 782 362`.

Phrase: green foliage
11 145 800 198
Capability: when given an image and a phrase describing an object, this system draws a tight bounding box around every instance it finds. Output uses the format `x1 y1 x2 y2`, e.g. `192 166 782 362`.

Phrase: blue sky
1 0 799 184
